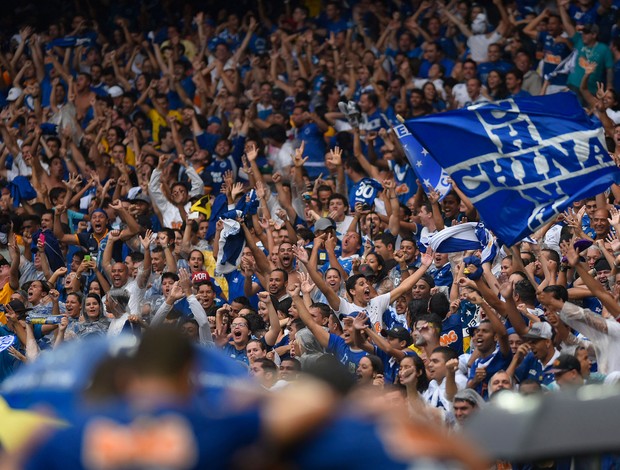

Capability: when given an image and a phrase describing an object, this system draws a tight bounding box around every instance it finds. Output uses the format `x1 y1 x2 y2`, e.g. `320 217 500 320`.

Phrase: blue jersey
222 342 249 365
538 31 572 86
225 270 261 309
349 177 383 212
478 60 514 85
327 333 367 375
388 160 417 204
201 156 237 193
469 345 512 399
24 402 261 470
374 346 416 384
297 122 326 178
582 296 603 316
428 263 453 287
514 351 558 386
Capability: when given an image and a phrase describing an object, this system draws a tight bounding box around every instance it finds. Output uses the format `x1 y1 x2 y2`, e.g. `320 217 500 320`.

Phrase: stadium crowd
2 0 620 467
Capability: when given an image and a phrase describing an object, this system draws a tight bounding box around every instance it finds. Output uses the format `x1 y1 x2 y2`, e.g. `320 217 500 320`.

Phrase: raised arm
290 284 330 349
7 234 21 290
294 244 341 312
389 249 433 303
258 291 281 347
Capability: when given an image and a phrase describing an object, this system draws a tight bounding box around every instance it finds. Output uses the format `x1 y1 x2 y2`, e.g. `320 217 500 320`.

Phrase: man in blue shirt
505 69 531 99
291 106 327 179
513 322 560 387
467 320 512 399
477 43 514 84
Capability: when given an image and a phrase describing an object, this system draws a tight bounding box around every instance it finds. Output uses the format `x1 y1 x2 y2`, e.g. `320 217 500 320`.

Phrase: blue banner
394 124 451 200
404 93 620 246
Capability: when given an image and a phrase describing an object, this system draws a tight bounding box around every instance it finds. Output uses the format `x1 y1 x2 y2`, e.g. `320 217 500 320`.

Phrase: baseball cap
594 258 611 272
454 388 485 407
338 311 371 327
191 271 211 284
522 322 552 340
130 192 151 205
314 217 336 232
6 87 22 102
107 85 124 98
381 326 412 346
7 299 31 315
549 354 581 375
582 24 599 35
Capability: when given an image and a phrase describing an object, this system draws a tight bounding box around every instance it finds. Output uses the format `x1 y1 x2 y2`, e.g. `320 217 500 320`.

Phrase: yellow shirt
147 109 182 143
0 282 15 324
102 139 136 166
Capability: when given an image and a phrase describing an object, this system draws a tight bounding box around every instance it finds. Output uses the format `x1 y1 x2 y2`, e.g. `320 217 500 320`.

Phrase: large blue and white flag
405 93 620 246
394 124 451 200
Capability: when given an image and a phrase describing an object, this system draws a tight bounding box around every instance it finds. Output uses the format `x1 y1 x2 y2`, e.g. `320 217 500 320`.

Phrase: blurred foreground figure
17 330 485 470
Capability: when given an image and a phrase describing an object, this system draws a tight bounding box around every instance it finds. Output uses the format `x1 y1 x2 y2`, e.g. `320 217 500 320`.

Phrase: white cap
6 87 22 102
107 86 124 98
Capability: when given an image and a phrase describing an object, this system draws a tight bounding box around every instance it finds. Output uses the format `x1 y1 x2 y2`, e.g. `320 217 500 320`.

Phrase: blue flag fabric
404 93 620 246
394 124 451 200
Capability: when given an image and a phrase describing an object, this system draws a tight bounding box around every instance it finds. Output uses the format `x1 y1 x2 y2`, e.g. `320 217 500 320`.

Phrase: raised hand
352 311 369 331
257 291 272 303
287 282 301 298
178 268 192 294
168 281 184 302
108 229 122 242
139 229 153 250
608 206 620 226
299 271 315 294
420 248 434 267
231 182 245 200
292 141 308 168
292 244 309 264
326 146 342 167
246 142 258 162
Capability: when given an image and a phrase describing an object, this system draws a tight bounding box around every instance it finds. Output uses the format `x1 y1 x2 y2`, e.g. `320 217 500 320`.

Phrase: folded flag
405 93 620 246
428 222 486 253
216 219 245 275
8 176 37 207
544 49 577 82
214 190 258 275
206 194 228 241
394 123 451 200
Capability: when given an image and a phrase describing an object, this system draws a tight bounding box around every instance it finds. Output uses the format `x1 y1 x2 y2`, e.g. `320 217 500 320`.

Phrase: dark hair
162 272 180 283
364 354 384 375
542 248 560 265
542 285 568 302
133 326 195 378
247 339 267 352
366 252 389 284
343 274 364 299
376 232 396 250
130 251 144 263
428 292 451 320
514 279 537 305
408 299 429 327
232 296 251 307
245 312 266 333
271 268 289 283
432 346 459 362
400 355 430 393
310 302 332 320
254 357 278 373
281 357 302 371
